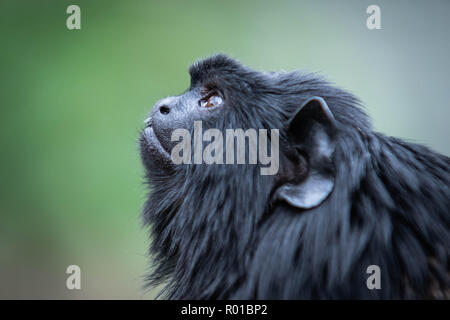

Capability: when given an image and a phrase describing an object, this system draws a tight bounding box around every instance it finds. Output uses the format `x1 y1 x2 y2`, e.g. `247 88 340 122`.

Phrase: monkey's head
140 55 368 209
139 54 371 298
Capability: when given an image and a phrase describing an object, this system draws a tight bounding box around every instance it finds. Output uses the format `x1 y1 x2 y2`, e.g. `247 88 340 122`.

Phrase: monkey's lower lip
142 126 172 161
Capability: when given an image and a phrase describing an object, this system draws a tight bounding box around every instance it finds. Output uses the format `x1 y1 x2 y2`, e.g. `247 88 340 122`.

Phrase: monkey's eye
199 92 223 108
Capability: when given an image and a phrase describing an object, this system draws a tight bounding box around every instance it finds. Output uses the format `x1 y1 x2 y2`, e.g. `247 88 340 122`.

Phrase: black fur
140 54 450 299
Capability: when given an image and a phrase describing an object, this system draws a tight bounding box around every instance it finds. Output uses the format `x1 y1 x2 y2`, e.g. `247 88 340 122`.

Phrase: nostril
159 105 170 115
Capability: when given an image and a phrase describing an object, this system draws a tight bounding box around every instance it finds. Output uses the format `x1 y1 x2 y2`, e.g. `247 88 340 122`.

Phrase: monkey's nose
159 105 171 115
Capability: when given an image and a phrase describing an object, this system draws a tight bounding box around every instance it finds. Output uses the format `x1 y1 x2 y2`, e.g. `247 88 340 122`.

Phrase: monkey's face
140 85 226 172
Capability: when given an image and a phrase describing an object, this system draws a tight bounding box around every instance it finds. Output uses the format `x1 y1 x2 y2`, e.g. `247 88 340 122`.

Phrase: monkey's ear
276 97 336 209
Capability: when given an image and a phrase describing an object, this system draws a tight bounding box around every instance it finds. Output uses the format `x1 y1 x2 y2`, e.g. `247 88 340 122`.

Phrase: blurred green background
0 0 449 299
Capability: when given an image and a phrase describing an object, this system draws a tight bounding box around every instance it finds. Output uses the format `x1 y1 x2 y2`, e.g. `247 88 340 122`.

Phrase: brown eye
200 93 223 108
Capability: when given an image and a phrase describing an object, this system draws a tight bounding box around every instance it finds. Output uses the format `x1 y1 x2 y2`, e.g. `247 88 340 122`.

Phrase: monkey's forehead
189 54 247 87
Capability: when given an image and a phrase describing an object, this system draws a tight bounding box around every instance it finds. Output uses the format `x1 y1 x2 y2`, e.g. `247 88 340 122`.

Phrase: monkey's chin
140 127 174 171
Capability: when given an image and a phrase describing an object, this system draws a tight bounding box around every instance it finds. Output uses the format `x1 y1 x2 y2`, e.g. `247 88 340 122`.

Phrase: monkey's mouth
140 126 173 167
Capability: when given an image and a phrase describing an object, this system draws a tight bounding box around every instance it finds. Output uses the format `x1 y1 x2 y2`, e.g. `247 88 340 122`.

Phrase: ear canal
288 96 336 138
276 97 337 209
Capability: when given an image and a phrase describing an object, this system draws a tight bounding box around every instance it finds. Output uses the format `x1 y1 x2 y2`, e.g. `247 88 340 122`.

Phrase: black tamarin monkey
139 54 449 299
